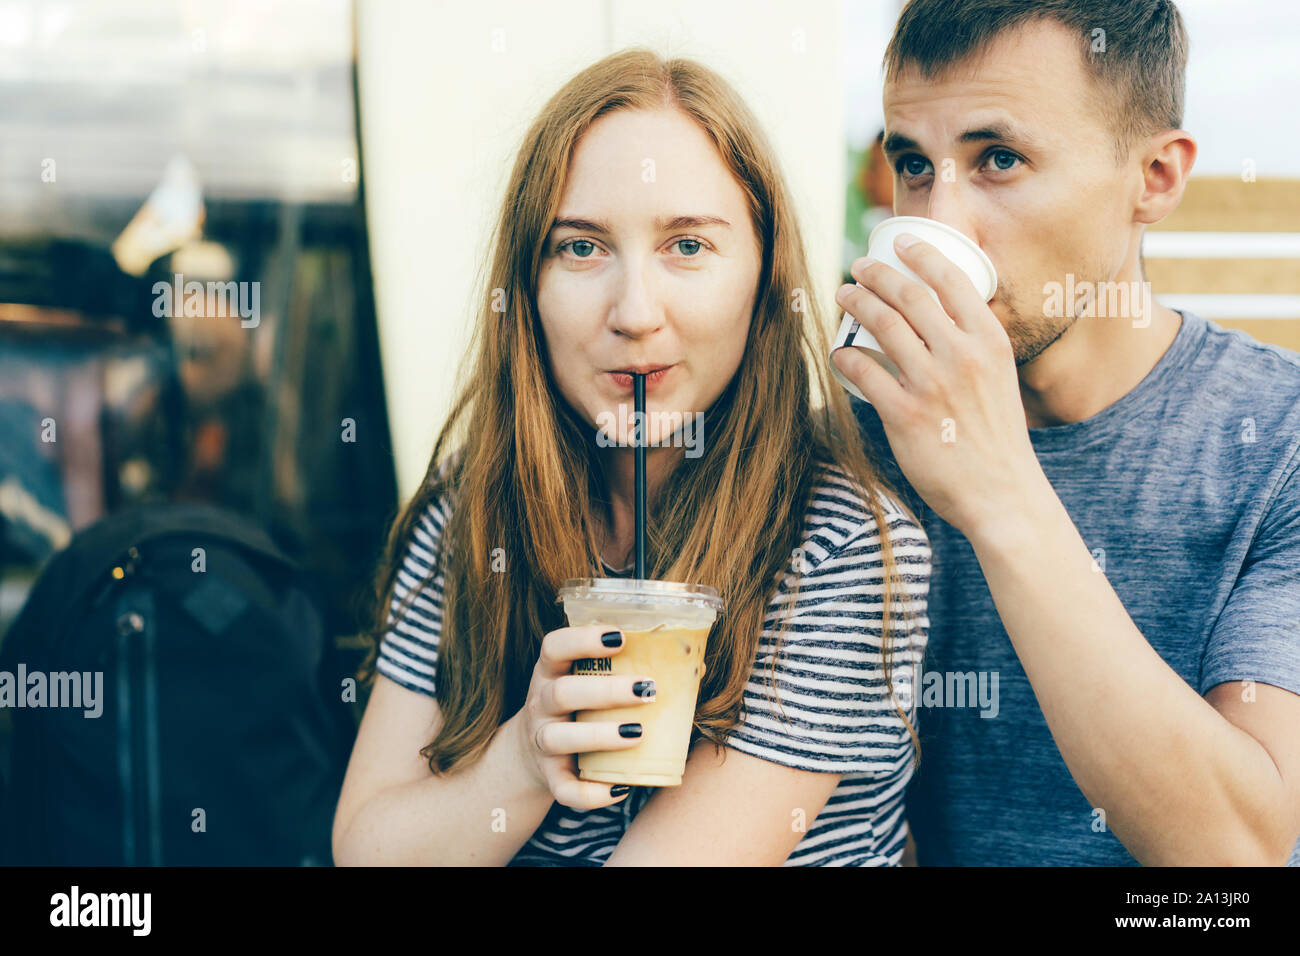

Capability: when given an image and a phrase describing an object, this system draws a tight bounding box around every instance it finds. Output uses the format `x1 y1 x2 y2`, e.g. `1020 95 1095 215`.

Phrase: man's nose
608 261 664 338
923 178 980 246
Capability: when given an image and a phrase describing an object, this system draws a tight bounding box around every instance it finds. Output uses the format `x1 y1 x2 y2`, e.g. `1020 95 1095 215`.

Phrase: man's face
882 19 1142 365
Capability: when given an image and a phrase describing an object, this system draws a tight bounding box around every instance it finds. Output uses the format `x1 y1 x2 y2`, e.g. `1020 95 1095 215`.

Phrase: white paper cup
831 216 997 402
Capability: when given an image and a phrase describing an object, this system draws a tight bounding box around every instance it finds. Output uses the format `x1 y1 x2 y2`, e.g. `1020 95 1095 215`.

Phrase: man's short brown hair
883 0 1189 165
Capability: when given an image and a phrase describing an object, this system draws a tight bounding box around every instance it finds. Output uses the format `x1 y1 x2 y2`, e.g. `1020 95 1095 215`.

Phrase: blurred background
0 0 1296 864
0 0 394 641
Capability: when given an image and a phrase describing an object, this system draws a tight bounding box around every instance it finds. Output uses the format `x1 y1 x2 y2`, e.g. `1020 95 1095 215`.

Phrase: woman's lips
607 365 674 391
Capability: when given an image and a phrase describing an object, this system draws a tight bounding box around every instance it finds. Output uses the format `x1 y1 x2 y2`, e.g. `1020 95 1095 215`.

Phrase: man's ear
1133 129 1197 226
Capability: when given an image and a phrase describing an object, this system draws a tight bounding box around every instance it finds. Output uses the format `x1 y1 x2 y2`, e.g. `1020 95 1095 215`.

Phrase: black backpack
0 502 357 866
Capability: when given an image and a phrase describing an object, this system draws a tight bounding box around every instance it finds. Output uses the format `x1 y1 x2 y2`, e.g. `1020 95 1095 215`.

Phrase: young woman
332 49 931 867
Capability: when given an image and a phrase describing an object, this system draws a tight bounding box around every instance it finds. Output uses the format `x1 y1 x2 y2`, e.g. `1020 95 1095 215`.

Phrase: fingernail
632 679 656 698
895 232 920 250
602 630 623 647
610 785 631 796
619 722 643 738
836 284 854 304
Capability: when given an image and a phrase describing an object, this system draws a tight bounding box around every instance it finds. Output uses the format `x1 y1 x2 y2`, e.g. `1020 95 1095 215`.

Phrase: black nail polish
602 630 623 647
632 680 656 698
619 723 642 738
610 785 631 797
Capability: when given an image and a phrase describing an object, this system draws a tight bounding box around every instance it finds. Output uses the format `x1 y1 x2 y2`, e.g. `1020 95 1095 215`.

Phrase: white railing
1146 232 1300 320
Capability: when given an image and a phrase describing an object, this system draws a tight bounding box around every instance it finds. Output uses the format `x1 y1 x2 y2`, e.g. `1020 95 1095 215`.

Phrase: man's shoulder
846 398 925 514
1192 312 1300 406
1162 314 1300 482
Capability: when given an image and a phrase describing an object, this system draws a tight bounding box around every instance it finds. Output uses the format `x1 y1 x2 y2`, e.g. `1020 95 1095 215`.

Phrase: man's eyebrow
882 121 1042 157
550 214 731 233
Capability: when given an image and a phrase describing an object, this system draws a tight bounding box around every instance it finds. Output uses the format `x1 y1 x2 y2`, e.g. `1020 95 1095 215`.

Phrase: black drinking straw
634 372 647 579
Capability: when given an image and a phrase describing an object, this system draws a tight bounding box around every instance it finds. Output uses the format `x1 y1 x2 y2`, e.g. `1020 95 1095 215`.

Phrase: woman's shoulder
377 489 452 696
401 451 463 557
401 490 453 571
798 460 930 569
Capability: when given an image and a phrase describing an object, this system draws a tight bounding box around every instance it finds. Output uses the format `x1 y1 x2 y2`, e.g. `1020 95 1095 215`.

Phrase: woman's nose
608 262 664 338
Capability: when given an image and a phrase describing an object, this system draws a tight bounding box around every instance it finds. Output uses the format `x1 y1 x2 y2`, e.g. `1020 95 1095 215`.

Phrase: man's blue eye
990 150 1019 171
568 240 596 257
896 151 1020 179
900 156 929 177
675 238 702 256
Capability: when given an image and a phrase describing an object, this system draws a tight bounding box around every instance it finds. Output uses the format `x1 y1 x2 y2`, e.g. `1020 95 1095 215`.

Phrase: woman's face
536 107 761 448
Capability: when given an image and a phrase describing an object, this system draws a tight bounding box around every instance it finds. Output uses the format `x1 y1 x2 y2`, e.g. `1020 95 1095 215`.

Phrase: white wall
357 0 846 501
1176 0 1300 176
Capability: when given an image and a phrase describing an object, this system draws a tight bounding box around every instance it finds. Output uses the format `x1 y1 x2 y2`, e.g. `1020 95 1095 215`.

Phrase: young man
833 0 1300 866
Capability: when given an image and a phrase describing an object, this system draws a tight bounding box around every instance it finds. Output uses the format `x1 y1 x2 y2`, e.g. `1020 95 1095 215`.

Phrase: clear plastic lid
557 578 723 613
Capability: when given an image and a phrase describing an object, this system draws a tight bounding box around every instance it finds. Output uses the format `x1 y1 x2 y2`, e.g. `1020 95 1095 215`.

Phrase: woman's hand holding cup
514 625 657 811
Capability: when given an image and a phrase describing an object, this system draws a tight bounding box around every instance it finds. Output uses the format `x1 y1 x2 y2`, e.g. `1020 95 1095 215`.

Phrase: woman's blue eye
559 237 706 258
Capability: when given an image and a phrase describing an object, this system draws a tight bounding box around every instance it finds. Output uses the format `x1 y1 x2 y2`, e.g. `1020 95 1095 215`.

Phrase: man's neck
1018 292 1183 430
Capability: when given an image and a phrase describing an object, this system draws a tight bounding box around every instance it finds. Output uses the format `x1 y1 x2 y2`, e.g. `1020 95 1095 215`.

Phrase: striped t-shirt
375 463 932 866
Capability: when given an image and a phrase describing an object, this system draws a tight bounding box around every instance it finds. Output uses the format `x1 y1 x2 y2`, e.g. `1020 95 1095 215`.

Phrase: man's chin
1006 310 1076 367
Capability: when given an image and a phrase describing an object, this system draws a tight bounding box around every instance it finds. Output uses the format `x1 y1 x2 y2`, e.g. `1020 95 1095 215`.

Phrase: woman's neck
595 445 679 570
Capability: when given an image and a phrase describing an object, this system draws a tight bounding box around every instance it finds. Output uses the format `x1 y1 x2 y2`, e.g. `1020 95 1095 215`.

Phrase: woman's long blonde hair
359 48 923 774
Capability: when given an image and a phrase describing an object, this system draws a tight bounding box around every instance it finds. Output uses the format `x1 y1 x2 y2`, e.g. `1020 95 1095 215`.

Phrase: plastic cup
831 216 998 401
558 578 723 787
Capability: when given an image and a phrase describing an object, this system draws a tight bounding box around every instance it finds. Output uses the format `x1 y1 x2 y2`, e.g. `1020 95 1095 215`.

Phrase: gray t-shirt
853 309 1300 866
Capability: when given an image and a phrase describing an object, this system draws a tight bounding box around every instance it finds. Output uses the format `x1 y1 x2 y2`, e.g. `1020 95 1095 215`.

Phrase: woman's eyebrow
550 214 732 233
551 216 611 234
656 214 731 230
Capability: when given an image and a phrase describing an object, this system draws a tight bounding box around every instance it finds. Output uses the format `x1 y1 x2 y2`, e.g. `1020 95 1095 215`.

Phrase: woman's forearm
333 712 555 866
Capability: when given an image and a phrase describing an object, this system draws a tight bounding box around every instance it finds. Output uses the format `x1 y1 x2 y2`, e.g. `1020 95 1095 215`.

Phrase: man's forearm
965 479 1290 865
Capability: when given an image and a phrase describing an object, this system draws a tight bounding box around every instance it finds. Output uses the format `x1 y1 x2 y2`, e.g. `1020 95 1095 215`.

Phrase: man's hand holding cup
830 219 1049 545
